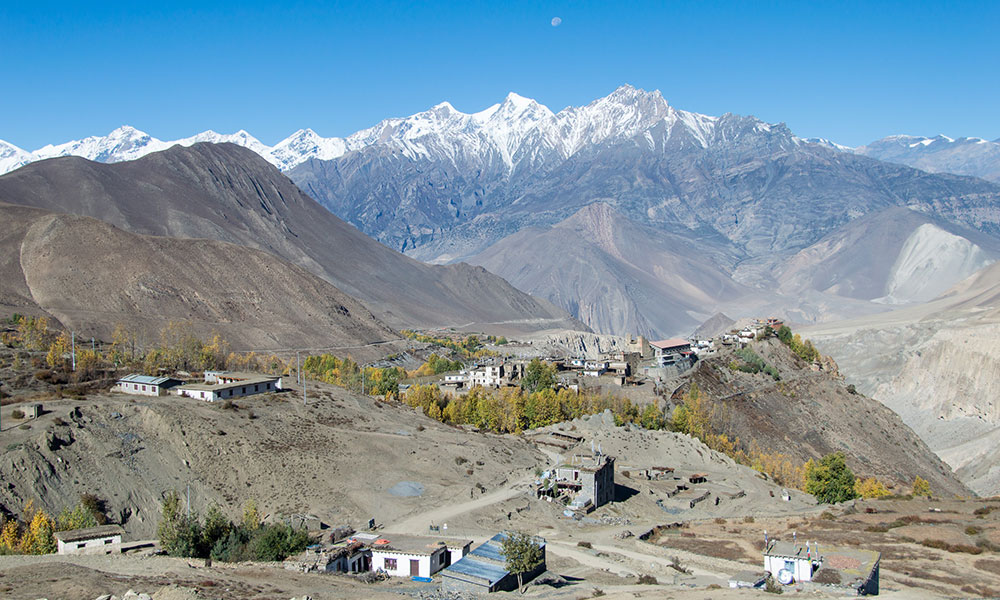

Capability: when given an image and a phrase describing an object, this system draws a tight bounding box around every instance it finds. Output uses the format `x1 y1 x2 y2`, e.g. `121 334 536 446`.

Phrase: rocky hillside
0 143 582 333
0 381 543 538
674 338 967 495
0 202 396 351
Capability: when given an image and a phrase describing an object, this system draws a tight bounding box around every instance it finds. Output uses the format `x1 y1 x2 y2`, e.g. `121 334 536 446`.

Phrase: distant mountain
0 143 581 333
0 202 397 351
468 203 749 337
855 135 1000 183
288 87 1000 270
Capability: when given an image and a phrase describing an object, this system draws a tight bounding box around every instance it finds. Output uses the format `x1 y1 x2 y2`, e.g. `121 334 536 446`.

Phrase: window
254 384 259 392
241 387 246 394
104 539 113 544
385 558 397 571
77 542 86 549
142 385 146 391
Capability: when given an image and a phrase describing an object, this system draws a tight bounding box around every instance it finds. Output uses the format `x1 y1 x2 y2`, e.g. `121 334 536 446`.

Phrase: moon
551 17 562 27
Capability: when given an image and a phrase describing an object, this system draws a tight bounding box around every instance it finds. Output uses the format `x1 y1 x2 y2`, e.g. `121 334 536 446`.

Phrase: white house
175 371 282 402
55 525 124 555
469 365 503 388
763 540 818 583
444 372 470 384
116 374 183 397
368 535 471 578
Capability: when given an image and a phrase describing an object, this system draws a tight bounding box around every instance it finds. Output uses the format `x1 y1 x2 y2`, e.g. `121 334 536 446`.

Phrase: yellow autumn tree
912 476 932 498
19 506 56 554
46 331 71 369
0 519 21 553
854 477 891 499
241 500 262 531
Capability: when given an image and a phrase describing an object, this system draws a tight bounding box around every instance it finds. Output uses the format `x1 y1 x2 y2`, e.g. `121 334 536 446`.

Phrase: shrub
576 541 592 549
10 409 24 420
637 574 658 585
714 517 727 524
743 516 755 523
765 574 784 594
966 525 983 536
820 511 837 520
52 417 65 426
865 524 889 533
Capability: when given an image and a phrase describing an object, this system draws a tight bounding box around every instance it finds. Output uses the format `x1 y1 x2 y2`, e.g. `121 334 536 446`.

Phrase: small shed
55 524 124 555
25 403 42 419
689 473 708 484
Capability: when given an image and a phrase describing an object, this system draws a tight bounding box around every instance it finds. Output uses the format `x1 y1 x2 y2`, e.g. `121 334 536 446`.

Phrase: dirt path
383 475 533 535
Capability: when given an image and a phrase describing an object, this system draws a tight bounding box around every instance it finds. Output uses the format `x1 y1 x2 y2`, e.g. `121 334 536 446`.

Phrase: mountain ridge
0 143 582 334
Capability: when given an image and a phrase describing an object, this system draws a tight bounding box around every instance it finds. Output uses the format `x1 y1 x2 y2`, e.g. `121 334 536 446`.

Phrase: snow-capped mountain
0 139 33 175
855 134 1000 182
0 85 735 176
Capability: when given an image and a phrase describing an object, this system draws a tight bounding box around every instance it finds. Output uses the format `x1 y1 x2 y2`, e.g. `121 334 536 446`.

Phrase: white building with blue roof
116 374 183 396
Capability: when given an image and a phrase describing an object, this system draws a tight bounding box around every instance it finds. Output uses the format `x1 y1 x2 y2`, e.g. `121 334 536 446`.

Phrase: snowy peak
0 85 789 176
32 125 169 163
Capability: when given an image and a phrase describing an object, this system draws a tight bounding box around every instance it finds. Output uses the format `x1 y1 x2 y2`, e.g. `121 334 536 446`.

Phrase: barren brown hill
0 143 581 333
673 338 968 495
0 201 396 351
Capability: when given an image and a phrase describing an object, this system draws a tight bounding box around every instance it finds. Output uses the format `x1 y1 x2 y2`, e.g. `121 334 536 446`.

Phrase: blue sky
1 1 997 149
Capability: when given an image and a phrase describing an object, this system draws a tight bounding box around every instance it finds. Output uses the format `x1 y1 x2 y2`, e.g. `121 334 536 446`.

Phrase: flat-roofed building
367 534 472 579
55 525 124 555
175 372 282 402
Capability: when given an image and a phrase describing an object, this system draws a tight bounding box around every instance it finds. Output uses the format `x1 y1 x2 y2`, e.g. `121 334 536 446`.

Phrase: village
1 316 996 599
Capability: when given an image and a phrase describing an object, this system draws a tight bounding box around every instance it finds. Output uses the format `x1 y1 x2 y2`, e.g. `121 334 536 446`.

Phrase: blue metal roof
470 541 506 563
445 556 509 585
119 374 175 385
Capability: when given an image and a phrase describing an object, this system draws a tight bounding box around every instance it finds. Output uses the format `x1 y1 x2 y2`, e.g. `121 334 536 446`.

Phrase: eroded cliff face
808 312 1000 496
870 323 1000 495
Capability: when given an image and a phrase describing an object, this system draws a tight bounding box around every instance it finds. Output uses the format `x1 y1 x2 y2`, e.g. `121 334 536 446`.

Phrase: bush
743 516 755 523
10 409 24 420
576 541 592 549
966 525 983 536
820 511 837 520
765 574 784 594
637 574 658 584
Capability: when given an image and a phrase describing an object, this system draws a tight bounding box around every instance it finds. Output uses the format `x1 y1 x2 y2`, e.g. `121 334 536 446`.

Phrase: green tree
157 490 202 557
804 453 858 503
500 531 544 593
521 359 557 393
248 523 310 561
202 504 231 552
777 325 793 345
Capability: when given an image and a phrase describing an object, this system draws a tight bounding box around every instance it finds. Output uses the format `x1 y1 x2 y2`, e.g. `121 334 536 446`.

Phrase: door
410 559 420 576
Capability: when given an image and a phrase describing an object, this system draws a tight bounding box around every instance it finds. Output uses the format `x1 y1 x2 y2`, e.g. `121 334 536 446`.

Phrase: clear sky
2 0 997 149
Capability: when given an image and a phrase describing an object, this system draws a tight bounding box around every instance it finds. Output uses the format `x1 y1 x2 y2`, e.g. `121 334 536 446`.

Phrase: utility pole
303 376 307 406
71 331 76 372
296 351 301 385
91 337 95 352
187 483 191 519
361 364 365 396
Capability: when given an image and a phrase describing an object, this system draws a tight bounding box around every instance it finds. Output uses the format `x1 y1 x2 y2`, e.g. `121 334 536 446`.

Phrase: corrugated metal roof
119 374 174 385
445 556 508 584
649 338 690 350
55 524 124 543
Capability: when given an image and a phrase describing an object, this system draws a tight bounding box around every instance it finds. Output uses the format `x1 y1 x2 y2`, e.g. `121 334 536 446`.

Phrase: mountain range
5 86 1000 338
